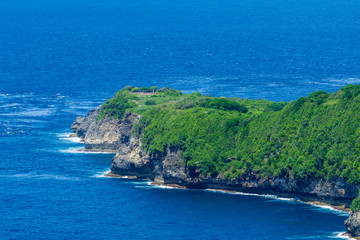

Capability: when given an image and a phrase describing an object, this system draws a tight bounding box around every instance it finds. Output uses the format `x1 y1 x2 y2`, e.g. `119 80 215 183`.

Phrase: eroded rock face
84 112 140 151
345 211 360 236
71 108 140 151
71 109 359 203
110 135 152 178
71 108 100 138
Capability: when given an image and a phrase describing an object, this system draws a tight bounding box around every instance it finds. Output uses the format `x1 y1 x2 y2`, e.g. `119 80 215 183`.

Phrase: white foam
0 93 34 99
309 77 360 87
205 189 349 217
304 202 348 217
91 169 111 178
205 189 297 202
331 232 355 239
67 137 83 143
57 132 83 143
0 172 80 181
59 147 115 154
287 232 354 239
135 186 156 189
130 181 151 185
328 77 360 85
146 182 182 189
118 176 132 179
1 103 22 108
0 108 54 117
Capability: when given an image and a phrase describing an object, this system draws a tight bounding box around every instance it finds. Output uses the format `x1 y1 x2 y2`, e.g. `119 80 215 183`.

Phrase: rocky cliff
345 212 360 237
71 108 359 205
71 108 140 151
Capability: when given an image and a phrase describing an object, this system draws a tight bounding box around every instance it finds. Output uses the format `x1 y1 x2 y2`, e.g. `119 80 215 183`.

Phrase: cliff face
71 108 99 139
71 108 140 151
71 109 359 204
114 148 358 203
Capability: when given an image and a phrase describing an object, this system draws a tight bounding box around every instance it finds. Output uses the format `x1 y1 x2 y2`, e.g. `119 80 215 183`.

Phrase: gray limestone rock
345 211 360 236
71 108 100 138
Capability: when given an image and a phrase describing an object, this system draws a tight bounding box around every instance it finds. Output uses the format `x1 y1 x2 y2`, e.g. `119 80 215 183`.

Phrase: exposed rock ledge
71 108 360 235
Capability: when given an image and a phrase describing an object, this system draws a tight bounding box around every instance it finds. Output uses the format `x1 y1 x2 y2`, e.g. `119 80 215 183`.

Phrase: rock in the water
70 108 100 138
345 211 360 236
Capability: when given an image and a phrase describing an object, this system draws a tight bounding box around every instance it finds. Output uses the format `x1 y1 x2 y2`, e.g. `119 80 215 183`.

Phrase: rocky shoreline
71 107 360 237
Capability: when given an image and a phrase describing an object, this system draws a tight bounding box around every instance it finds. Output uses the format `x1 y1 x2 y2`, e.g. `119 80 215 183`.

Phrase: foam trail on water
205 189 297 202
59 147 115 154
134 182 181 189
205 189 348 216
0 172 80 181
0 108 54 117
286 231 354 239
130 181 151 185
145 182 183 189
91 169 111 178
57 132 83 143
331 232 355 239
304 202 348 217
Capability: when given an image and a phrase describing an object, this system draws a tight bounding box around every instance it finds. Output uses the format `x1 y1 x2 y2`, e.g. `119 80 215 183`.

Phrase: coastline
105 171 350 213
105 171 358 239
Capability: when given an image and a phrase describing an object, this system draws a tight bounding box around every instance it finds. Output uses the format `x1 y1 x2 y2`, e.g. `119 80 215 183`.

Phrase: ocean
0 0 359 239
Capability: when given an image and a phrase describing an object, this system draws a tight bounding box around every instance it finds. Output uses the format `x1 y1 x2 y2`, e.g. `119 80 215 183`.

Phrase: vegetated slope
100 85 360 186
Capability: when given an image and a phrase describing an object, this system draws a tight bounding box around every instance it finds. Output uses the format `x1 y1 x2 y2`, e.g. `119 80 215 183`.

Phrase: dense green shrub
199 97 248 113
97 92 134 120
266 102 287 112
144 100 156 105
351 193 360 212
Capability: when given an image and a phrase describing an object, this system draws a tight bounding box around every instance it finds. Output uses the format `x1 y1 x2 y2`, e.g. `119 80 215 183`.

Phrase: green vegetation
351 192 360 212
99 84 360 185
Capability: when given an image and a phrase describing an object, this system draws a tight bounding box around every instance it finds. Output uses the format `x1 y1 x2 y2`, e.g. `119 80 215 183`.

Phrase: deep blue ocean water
1 0 359 239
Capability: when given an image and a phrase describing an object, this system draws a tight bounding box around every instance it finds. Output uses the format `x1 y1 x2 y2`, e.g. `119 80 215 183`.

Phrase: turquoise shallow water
0 0 359 239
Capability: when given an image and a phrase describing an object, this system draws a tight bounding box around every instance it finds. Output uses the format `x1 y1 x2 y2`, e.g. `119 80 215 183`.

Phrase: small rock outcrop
345 211 360 236
71 108 140 151
71 108 100 138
